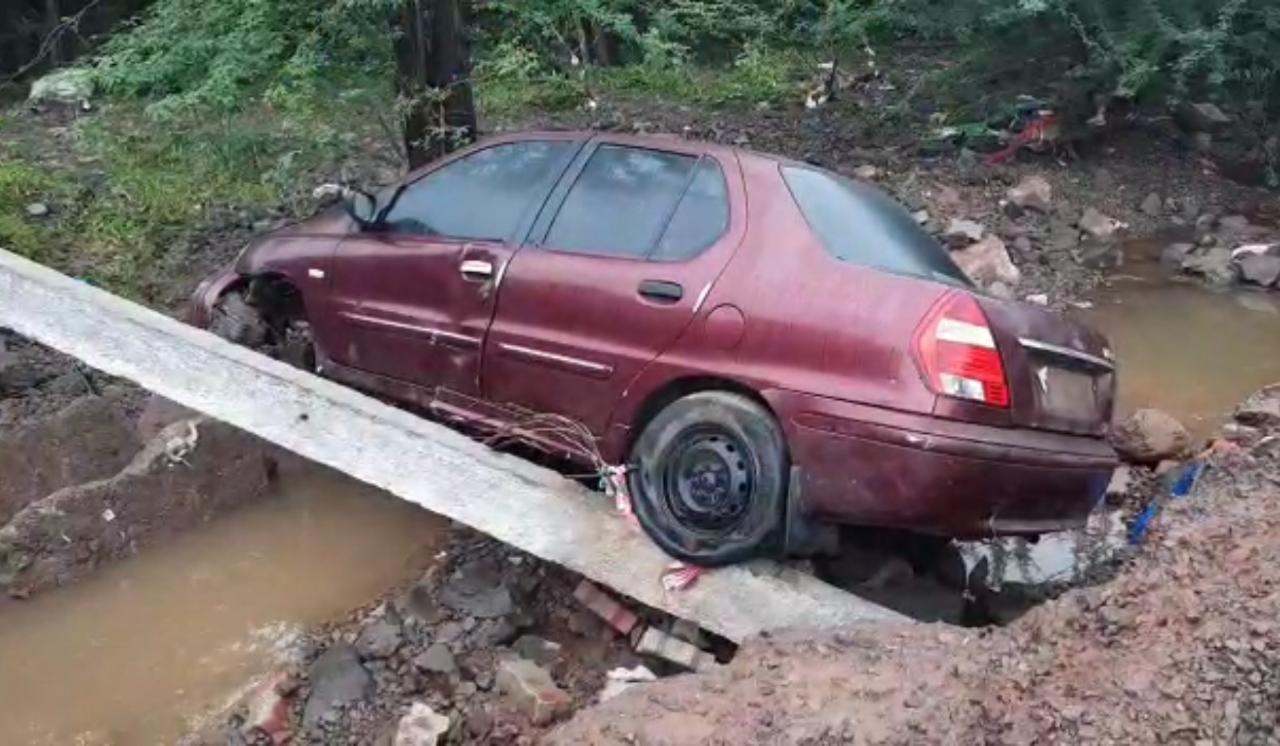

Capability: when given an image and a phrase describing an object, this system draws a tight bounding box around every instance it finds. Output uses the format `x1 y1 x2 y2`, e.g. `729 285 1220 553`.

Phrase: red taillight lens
912 291 1010 408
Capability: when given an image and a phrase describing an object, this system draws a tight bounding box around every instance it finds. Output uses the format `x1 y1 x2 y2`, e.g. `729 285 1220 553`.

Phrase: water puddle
0 467 448 745
959 510 1129 589
1080 255 1280 440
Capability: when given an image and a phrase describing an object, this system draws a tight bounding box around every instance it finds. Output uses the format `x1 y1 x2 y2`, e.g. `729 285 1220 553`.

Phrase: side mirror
342 188 379 231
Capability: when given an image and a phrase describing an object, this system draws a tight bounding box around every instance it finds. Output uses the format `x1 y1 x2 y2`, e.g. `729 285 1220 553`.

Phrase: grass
4 53 807 302
0 99 381 302
478 47 813 118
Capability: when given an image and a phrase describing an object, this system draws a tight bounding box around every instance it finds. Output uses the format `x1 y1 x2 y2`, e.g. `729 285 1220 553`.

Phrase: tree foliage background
59 0 1272 120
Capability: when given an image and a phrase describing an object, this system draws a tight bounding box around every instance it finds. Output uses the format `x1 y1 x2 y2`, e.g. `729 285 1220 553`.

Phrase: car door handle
460 259 493 280
637 279 683 303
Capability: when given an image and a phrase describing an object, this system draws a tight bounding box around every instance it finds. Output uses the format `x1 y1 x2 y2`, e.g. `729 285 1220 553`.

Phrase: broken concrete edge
0 248 907 641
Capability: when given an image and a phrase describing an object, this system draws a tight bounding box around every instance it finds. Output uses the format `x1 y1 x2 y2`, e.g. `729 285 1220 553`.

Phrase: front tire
627 391 788 567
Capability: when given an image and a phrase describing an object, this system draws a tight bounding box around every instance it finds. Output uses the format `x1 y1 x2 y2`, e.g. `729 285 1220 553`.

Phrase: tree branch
3 0 105 85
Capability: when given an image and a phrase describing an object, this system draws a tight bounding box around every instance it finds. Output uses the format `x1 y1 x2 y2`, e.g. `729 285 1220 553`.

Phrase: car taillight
912 291 1010 408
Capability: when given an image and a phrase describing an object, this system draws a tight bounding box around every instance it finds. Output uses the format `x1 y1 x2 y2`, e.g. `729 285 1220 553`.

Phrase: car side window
543 145 698 259
383 140 575 241
652 158 729 262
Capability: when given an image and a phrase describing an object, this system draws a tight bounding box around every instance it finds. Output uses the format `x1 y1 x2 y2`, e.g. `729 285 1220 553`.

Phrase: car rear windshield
781 165 971 287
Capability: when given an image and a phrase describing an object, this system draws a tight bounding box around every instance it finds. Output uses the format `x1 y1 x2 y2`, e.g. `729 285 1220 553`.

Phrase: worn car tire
628 391 788 567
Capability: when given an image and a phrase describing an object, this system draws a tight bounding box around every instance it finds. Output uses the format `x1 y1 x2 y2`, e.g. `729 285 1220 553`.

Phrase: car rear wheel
627 391 788 567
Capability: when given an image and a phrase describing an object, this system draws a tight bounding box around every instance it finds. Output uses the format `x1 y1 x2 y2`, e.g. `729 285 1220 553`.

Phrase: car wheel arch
622 375 783 459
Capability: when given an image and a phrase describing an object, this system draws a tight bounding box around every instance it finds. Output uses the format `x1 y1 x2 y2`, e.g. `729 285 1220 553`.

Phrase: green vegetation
0 103 368 301
3 0 1277 302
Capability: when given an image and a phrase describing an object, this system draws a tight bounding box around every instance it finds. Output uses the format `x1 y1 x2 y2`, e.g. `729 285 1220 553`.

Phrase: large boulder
1182 248 1238 286
950 236 1021 289
1238 254 1280 287
1110 409 1193 464
28 68 93 104
1235 384 1280 428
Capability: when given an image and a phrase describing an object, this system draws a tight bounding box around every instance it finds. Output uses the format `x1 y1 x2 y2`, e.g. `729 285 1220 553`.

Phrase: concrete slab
0 249 906 640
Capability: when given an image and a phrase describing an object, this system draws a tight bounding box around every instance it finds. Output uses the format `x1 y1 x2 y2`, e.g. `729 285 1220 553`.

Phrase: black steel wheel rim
660 426 754 533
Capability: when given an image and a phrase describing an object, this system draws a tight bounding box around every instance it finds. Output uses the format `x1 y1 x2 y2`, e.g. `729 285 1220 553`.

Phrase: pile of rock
936 174 1125 305
1161 213 1280 290
213 536 722 746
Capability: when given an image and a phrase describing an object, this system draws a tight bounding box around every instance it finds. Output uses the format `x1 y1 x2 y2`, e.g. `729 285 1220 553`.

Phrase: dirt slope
550 433 1280 745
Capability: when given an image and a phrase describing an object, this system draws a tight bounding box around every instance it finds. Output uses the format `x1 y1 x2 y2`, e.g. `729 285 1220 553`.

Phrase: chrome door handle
460 259 493 279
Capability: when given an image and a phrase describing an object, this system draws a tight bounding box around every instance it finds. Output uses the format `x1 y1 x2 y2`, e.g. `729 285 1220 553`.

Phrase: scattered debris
241 670 295 745
412 643 457 675
633 627 718 672
25 202 50 218
573 580 639 636
355 615 404 660
496 656 573 726
441 560 516 619
512 634 563 667
1079 207 1125 241
599 665 658 702
943 217 986 245
1236 384 1280 428
1006 175 1053 213
1139 192 1163 216
950 235 1021 289
853 164 881 181
391 702 451 746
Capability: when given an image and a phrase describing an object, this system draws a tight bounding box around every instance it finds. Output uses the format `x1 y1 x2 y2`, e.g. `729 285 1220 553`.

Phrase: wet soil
0 467 447 745
552 411 1280 745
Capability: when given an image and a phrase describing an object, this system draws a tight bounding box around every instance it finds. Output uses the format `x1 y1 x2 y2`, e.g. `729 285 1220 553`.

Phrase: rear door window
383 140 576 240
781 165 970 286
652 158 730 262
543 145 699 259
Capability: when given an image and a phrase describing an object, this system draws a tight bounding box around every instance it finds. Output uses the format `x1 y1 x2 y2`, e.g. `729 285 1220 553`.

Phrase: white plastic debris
164 421 200 465
599 665 658 702
1232 243 1275 259
311 183 344 201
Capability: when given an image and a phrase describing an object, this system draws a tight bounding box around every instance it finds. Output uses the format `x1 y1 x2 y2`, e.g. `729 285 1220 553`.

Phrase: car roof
477 129 743 159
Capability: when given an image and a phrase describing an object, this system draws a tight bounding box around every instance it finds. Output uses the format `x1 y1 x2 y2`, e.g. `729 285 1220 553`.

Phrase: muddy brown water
1080 260 1280 440
0 467 447 745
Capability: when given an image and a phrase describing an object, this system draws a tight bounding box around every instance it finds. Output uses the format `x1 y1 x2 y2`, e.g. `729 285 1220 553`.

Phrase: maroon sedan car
191 131 1118 566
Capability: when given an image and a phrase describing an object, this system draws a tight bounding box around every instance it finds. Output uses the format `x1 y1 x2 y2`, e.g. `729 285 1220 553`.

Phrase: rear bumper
766 389 1117 538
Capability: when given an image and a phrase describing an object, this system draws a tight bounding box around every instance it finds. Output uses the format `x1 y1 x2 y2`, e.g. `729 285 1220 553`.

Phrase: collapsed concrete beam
0 249 906 640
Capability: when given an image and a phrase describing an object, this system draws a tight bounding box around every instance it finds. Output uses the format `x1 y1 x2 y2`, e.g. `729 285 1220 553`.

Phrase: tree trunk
393 0 477 170
44 0 64 67
590 21 618 67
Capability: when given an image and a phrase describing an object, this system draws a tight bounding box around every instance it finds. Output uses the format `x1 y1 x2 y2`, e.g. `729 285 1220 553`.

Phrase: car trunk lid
978 296 1116 436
